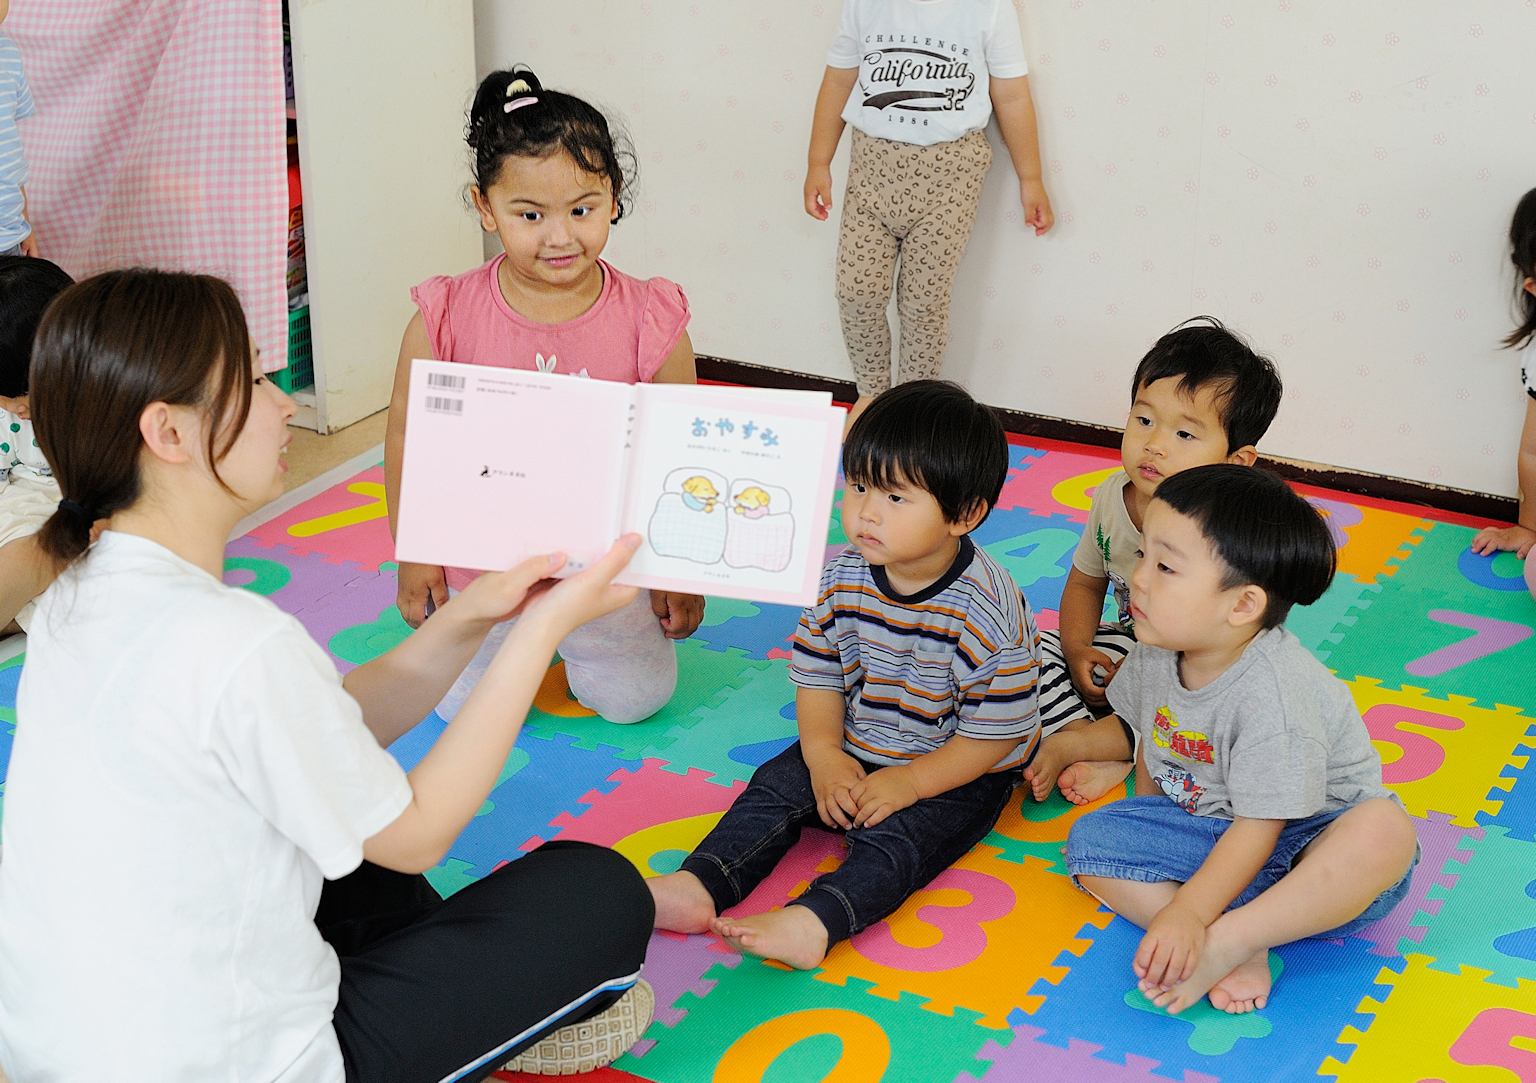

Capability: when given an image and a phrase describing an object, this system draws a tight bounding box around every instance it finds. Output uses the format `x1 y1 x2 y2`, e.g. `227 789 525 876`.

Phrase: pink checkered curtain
8 0 289 371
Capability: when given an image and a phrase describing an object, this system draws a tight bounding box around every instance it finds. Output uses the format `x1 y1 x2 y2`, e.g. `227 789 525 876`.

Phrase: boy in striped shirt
0 2 36 258
649 381 1047 969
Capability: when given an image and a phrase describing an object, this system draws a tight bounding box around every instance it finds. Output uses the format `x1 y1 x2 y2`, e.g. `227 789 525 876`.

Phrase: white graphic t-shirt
827 0 1029 146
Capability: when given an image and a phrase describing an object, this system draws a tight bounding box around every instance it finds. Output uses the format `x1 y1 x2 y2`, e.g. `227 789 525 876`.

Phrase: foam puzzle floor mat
3 435 1534 1082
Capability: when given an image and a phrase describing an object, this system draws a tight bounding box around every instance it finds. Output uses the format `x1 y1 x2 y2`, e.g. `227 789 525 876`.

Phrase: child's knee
1354 798 1418 867
573 668 677 724
1063 806 1115 862
1063 799 1162 866
835 286 890 317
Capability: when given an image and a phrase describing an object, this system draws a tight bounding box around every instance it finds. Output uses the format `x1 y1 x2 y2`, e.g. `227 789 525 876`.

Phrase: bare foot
1150 923 1266 1016
1208 950 1273 1014
1058 760 1132 806
648 871 716 934
709 905 829 970
1023 734 1076 802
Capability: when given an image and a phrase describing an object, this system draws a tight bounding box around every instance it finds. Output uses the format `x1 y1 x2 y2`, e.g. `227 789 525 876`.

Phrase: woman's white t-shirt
0 532 413 1082
828 0 1029 146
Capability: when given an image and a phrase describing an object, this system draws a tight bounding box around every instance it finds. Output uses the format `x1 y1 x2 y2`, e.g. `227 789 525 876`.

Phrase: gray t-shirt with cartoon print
1108 627 1396 821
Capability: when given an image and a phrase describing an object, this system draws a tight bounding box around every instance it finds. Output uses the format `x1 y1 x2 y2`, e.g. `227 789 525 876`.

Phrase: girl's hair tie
505 78 539 113
58 498 94 520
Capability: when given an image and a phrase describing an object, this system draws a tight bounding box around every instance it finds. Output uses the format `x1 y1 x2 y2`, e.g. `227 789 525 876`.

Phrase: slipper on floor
500 979 654 1076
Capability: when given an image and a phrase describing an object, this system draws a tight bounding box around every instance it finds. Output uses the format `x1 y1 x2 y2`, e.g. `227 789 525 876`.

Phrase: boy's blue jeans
680 741 1021 946
1065 794 1415 939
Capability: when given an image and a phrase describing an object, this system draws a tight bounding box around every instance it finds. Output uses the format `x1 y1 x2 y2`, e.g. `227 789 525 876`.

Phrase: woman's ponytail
30 270 254 570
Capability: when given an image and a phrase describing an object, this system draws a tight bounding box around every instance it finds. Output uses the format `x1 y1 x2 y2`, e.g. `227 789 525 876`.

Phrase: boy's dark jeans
681 741 1021 945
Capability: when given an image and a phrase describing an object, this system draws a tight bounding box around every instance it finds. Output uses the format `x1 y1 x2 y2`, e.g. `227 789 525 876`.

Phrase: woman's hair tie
505 78 538 113
58 498 93 520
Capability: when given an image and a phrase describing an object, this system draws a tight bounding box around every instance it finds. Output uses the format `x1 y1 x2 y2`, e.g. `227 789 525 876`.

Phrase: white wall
474 0 1536 498
293 0 482 432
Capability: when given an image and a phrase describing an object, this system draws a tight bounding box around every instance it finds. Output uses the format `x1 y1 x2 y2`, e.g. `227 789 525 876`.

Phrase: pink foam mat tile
246 464 395 570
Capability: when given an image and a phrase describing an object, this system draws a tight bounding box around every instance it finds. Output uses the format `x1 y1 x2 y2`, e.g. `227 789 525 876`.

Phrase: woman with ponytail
0 270 656 1082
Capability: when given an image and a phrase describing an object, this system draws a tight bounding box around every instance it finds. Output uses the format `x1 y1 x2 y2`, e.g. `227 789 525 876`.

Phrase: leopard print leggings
836 127 993 397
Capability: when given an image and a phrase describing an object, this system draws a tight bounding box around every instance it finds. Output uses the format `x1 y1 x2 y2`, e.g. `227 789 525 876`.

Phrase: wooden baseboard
694 354 1515 524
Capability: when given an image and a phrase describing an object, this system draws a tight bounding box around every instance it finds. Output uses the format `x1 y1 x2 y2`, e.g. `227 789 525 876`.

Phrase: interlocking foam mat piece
4 435 1534 1083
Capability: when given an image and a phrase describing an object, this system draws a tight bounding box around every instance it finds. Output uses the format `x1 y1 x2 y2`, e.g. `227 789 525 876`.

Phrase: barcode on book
427 372 467 391
424 395 464 416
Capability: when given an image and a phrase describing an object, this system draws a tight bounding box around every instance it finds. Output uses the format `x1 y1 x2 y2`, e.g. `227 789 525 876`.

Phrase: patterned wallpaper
474 0 1536 497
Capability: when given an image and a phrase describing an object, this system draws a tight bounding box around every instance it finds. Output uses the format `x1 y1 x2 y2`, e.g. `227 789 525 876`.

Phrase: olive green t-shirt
1070 469 1141 632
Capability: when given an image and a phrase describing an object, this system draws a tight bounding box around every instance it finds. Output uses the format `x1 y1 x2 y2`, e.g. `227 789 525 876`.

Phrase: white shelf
289 386 318 431
286 0 480 434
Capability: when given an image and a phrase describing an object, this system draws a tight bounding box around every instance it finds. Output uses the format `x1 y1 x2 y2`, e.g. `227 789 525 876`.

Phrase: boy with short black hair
648 380 1044 969
1026 317 1284 805
0 255 74 632
1065 464 1416 1016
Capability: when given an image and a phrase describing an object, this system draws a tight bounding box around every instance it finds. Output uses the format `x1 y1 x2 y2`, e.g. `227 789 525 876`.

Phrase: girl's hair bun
505 66 543 98
464 67 636 222
469 66 545 145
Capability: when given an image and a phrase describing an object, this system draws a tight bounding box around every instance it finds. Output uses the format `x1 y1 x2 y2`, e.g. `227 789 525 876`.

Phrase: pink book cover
394 362 843 606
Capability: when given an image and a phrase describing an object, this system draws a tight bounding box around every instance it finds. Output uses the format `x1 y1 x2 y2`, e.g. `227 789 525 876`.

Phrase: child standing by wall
0 0 35 258
649 382 1043 969
1024 319 1282 805
0 255 74 632
1470 187 1536 601
805 0 1053 424
385 67 703 725
1064 465 1416 1017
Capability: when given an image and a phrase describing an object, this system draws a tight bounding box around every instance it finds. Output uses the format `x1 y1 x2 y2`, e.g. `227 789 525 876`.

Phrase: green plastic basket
272 306 313 393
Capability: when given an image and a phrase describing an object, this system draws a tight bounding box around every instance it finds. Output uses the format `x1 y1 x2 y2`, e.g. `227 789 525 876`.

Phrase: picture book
394 361 846 606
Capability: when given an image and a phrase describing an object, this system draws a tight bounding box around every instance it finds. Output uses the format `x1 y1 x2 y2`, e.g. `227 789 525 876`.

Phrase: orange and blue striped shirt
791 536 1042 772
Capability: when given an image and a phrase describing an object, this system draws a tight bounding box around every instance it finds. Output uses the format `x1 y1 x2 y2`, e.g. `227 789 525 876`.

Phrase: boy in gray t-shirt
1064 465 1417 1018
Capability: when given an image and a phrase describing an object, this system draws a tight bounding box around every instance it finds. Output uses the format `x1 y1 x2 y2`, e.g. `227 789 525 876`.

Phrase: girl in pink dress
385 67 703 724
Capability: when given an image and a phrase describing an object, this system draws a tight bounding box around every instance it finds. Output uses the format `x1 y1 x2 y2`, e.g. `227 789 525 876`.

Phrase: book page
394 361 632 576
618 385 844 606
659 385 835 407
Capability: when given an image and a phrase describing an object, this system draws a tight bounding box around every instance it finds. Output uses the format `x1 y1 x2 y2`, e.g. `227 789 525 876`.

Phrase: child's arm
18 187 37 258
1134 816 1285 990
1472 397 1536 557
799 685 866 828
989 75 1054 236
384 313 449 628
343 556 555 747
804 67 860 221
0 534 56 631
850 735 1015 828
361 538 639 873
646 328 706 638
650 330 697 386
1059 566 1118 708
